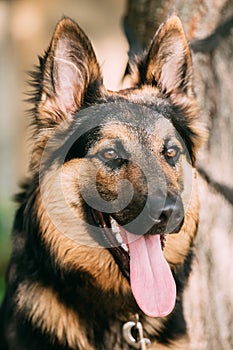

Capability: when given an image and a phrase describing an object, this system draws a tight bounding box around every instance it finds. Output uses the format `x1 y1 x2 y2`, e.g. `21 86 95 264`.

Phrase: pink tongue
126 232 176 318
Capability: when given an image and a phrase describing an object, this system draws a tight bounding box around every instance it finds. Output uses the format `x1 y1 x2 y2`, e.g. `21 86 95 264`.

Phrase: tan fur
151 337 190 349
164 169 199 266
16 280 94 350
36 167 129 295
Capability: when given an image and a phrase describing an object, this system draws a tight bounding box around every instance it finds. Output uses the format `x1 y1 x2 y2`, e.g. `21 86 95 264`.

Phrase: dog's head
30 16 204 318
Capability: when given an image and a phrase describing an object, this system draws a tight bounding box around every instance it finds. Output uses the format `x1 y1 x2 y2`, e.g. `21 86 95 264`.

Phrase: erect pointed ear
140 16 193 95
38 17 103 124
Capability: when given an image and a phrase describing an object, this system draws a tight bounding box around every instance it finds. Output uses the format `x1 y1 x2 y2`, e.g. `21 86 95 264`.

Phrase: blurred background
0 0 128 302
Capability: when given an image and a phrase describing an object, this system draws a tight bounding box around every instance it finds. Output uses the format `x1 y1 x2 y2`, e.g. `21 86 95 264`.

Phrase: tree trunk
124 1 233 349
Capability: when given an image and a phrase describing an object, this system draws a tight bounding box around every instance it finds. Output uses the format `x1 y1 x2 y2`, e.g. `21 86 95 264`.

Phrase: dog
0 16 204 349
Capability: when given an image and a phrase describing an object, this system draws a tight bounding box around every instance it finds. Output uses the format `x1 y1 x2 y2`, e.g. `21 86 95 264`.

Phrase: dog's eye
99 148 118 161
166 147 179 158
164 146 180 165
98 148 125 169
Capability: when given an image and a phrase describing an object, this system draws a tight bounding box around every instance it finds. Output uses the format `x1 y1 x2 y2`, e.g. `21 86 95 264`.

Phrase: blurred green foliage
0 204 14 303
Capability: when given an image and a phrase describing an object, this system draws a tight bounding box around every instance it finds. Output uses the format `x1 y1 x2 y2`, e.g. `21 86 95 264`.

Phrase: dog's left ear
38 17 103 124
139 16 193 96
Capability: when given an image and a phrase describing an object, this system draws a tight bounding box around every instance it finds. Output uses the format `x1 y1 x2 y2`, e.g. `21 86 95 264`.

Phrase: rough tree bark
124 1 233 349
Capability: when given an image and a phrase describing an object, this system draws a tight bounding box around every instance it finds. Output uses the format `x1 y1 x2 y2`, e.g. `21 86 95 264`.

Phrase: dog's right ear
36 17 103 127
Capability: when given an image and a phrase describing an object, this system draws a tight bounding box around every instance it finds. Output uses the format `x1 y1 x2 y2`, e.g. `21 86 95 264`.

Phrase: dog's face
32 16 204 319
63 104 187 234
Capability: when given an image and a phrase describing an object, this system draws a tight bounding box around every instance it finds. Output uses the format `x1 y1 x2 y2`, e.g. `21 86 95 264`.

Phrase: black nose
121 194 184 236
148 195 184 234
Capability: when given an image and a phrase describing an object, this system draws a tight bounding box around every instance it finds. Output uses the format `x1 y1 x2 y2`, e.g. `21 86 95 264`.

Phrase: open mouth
92 210 131 280
91 209 177 318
